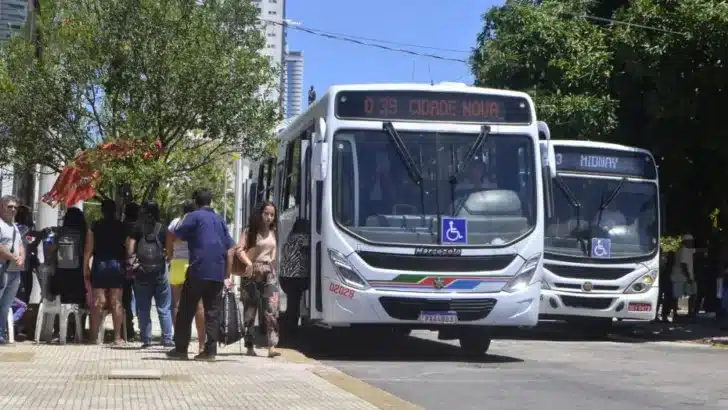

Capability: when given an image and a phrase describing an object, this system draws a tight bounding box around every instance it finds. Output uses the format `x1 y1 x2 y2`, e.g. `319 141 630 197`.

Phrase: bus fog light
503 253 541 293
624 270 657 294
327 249 370 290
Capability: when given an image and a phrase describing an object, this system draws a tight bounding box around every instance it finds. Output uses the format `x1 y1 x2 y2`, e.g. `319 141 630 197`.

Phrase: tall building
0 0 27 42
251 0 286 107
282 50 304 119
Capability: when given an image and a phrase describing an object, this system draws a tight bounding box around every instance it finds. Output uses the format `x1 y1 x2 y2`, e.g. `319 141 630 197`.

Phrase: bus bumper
322 279 540 327
538 287 658 321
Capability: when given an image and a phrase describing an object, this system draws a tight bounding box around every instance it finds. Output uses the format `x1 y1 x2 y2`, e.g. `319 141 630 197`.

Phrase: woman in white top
166 200 205 351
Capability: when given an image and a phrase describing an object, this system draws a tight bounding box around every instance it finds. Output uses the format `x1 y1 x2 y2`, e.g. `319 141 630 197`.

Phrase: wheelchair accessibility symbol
441 217 468 245
591 238 611 258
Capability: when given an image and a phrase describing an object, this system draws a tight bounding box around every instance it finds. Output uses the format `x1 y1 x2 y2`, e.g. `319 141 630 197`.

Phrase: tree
472 0 617 140
0 0 280 200
471 0 728 236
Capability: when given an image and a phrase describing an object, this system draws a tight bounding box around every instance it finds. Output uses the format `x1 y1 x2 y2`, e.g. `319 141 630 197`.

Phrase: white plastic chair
34 295 84 344
6 310 14 344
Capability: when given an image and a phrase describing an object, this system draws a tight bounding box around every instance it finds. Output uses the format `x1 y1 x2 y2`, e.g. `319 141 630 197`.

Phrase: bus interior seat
457 190 528 236
365 214 433 229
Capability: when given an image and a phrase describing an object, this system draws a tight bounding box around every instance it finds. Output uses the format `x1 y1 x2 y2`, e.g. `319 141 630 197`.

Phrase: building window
268 10 277 15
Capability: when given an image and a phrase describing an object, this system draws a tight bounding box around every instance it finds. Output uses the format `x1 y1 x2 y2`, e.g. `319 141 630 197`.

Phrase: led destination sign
335 90 532 124
555 146 657 179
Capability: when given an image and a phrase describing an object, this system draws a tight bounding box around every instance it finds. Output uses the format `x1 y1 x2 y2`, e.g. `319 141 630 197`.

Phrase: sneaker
194 352 216 361
140 343 152 349
165 349 188 360
162 341 175 348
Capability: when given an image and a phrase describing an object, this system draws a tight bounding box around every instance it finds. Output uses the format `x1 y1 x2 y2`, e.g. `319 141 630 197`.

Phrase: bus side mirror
547 145 557 178
313 142 328 181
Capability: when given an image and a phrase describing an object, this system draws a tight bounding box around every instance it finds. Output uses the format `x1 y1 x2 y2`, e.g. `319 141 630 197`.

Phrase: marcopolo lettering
413 247 463 256
329 283 355 299
579 155 619 170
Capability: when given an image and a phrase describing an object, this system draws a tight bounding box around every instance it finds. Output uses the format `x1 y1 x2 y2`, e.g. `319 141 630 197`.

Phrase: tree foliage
0 0 279 200
472 0 617 139
471 0 728 236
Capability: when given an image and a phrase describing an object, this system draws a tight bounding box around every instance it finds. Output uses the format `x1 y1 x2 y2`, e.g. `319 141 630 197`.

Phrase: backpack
135 223 165 270
56 228 82 270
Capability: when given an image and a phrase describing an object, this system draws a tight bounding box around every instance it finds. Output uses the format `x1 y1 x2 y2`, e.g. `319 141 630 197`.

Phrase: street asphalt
290 325 728 410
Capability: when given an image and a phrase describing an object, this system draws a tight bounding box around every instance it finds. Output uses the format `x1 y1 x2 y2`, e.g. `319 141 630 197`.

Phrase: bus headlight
327 249 370 290
624 270 657 294
503 253 541 293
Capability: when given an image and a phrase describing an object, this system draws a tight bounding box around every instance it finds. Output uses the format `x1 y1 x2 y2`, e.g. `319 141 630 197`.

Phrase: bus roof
324 82 532 98
546 139 654 157
276 82 535 142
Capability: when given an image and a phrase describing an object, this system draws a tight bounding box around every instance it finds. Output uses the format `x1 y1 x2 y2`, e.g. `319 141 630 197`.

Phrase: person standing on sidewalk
127 201 173 348
84 200 127 345
167 200 206 352
671 234 697 321
167 189 234 361
122 202 140 341
235 201 281 358
0 195 23 345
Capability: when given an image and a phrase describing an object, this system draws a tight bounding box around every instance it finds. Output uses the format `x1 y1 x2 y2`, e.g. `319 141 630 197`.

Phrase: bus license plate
419 311 458 324
628 302 652 312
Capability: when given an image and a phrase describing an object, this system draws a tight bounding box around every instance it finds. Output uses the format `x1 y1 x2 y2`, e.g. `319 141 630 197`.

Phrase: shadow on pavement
610 315 728 344
489 317 728 345
281 328 524 364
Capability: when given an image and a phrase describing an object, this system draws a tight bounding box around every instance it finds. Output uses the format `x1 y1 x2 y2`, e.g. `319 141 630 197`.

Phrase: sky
286 0 502 97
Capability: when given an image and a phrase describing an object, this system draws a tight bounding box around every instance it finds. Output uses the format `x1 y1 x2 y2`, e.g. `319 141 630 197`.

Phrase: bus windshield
331 129 537 246
545 176 659 259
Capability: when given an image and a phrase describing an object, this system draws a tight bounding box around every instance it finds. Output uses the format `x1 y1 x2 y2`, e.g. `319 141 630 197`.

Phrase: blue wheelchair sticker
441 217 467 245
591 238 611 258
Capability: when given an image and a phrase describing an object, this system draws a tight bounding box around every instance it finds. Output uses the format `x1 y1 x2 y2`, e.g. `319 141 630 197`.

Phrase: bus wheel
459 333 492 357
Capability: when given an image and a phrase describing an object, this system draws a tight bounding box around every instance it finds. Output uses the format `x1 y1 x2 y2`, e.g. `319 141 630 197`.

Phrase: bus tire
459 334 492 357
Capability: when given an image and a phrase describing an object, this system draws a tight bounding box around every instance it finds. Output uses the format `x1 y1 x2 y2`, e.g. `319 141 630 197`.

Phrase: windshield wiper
594 177 627 230
382 122 429 229
449 125 490 215
553 175 587 255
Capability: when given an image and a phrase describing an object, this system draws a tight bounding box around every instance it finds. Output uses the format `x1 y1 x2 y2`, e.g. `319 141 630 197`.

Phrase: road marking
278 348 423 410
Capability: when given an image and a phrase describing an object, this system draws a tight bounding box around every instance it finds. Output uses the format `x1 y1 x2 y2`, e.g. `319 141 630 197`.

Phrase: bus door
308 118 327 320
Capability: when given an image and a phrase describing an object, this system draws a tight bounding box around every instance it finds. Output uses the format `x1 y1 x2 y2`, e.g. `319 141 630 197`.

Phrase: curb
608 334 728 349
278 348 422 410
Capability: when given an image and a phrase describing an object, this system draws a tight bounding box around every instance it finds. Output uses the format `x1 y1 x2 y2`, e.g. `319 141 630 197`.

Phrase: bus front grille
378 297 497 321
544 264 633 280
560 295 614 310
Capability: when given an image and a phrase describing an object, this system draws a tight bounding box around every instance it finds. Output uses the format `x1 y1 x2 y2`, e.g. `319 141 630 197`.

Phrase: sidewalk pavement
1 316 418 410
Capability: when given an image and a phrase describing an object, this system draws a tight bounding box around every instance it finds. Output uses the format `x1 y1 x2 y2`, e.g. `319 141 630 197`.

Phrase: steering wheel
392 204 417 215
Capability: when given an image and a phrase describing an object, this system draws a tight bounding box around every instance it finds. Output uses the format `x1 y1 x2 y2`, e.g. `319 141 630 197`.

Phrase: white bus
539 139 660 335
260 82 556 355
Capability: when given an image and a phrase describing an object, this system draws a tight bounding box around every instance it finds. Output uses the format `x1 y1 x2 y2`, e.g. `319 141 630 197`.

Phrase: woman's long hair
245 201 278 249
63 207 87 233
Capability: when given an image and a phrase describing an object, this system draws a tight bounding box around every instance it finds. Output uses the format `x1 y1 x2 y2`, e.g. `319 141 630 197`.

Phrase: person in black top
122 202 139 340
127 201 173 348
84 199 127 345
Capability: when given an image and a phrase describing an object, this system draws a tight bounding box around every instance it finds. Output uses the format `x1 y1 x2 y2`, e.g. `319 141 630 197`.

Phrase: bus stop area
0 317 414 410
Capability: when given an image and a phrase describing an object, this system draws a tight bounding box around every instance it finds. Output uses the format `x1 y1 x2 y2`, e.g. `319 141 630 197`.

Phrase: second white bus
539 140 660 335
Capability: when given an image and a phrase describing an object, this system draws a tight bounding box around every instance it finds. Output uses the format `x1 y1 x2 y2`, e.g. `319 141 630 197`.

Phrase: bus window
332 140 356 226
283 139 302 210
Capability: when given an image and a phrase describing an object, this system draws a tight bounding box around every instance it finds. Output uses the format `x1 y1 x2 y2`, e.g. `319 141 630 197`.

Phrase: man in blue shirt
166 189 234 361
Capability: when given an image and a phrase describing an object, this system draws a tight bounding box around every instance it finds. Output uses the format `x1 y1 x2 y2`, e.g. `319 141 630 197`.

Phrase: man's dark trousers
173 275 223 355
122 279 136 339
